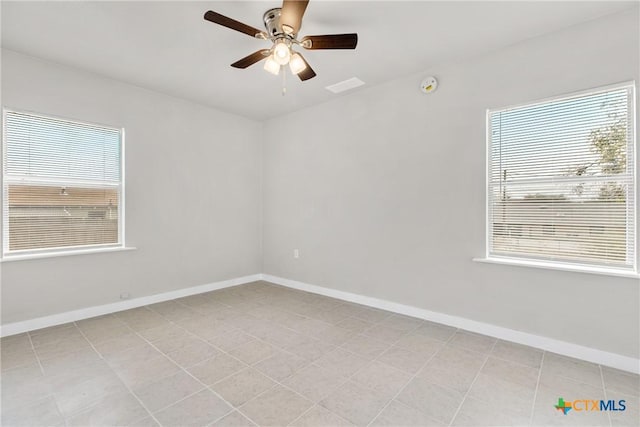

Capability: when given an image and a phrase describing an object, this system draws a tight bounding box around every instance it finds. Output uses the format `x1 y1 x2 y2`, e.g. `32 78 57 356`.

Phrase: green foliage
589 119 627 175
598 182 626 201
590 119 627 201
570 118 627 201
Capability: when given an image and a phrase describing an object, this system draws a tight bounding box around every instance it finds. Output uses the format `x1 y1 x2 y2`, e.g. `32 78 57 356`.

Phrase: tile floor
1 281 638 426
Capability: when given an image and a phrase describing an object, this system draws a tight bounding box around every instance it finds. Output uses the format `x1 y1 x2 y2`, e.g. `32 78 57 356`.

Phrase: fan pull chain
281 65 287 96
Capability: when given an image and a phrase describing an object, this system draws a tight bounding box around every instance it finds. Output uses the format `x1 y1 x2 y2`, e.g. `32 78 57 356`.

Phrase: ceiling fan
204 0 358 81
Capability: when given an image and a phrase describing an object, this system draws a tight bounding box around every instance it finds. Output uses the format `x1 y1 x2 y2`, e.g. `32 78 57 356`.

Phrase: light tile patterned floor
1 281 638 426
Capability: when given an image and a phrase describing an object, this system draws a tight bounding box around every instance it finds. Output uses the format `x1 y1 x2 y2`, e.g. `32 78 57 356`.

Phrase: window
2 109 123 257
487 83 636 273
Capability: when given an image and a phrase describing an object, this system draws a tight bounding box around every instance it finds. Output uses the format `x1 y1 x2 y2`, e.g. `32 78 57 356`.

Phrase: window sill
0 246 137 262
473 257 639 279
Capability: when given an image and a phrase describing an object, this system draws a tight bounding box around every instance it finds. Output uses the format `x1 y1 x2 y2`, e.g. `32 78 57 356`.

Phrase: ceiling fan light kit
203 0 358 82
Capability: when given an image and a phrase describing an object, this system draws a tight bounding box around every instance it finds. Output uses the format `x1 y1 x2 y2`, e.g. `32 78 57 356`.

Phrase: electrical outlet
120 292 131 300
293 249 299 259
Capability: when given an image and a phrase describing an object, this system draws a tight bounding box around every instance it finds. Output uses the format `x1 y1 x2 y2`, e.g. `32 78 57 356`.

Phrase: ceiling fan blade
231 50 271 69
296 54 316 81
280 0 309 35
301 33 358 49
204 10 266 39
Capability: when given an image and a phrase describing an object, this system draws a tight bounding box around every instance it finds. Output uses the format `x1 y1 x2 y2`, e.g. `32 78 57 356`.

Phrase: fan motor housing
263 8 292 39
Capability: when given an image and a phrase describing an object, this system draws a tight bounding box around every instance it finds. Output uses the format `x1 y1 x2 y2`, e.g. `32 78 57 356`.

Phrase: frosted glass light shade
264 55 280 75
273 41 291 65
289 53 307 75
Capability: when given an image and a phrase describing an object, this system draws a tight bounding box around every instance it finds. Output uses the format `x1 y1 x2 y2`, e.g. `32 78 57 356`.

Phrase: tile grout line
24 329 69 424
484 350 545 371
446 339 499 427
206 410 259 427
73 321 165 427
234 383 298 424
598 364 613 427
283 369 357 425
286 403 355 427
365 329 461 427
206 400 260 427
25 330 46 376
285 405 323 427
528 351 545 426
145 386 212 422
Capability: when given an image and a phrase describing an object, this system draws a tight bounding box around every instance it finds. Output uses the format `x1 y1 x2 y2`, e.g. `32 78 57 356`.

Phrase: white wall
1 49 262 323
262 10 640 358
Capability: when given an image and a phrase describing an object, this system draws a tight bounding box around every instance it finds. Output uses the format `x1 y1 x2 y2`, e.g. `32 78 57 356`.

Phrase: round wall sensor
420 76 438 94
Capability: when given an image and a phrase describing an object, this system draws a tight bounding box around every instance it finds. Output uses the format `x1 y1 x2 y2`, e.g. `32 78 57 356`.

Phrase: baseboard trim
0 274 262 337
262 274 640 374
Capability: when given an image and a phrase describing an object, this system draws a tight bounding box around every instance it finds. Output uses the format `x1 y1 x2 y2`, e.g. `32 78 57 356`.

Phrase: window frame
484 82 637 275
1 107 126 259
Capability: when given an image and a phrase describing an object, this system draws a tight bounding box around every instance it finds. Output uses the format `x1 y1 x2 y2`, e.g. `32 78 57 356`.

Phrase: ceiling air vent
325 77 365 94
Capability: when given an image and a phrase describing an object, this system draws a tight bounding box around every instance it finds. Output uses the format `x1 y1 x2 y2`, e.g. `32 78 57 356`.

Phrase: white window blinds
488 84 636 271
3 110 123 255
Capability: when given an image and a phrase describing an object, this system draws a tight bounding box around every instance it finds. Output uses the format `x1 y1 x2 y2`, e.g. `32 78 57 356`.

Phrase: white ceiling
2 1 636 120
